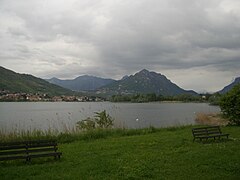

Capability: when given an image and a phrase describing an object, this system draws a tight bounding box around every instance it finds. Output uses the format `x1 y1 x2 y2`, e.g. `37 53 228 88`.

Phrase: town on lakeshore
0 90 104 102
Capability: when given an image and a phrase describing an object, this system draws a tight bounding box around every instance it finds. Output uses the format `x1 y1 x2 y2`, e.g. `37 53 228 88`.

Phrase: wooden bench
0 139 62 162
192 126 229 142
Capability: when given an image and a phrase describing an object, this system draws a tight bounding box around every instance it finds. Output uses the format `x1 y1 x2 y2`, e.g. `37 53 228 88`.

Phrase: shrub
220 84 240 125
76 117 96 131
76 110 114 131
94 110 114 128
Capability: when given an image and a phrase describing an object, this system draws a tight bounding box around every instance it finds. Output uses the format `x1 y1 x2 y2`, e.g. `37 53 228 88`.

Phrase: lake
0 102 220 133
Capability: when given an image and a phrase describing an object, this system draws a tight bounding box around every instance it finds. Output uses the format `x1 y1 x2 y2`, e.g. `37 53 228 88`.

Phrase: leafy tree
220 84 240 125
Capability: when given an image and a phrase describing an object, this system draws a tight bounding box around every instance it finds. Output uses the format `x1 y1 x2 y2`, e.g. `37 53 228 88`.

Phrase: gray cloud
0 0 240 92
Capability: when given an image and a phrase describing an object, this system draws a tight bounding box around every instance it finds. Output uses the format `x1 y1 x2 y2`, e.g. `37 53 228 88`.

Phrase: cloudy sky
0 0 240 92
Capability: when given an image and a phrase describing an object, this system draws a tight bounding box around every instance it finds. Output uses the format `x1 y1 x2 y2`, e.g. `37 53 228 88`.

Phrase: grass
0 126 240 179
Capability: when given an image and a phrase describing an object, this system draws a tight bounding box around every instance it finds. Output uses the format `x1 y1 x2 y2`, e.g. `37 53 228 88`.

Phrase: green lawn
1 126 240 179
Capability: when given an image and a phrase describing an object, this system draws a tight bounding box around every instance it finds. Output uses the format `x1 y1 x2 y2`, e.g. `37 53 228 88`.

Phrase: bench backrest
192 126 222 137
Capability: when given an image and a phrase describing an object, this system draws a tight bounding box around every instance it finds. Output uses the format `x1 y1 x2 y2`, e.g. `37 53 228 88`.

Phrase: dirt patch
195 113 229 126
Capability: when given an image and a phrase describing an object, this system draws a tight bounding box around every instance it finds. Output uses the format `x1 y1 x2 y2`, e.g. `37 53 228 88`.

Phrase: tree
220 84 240 125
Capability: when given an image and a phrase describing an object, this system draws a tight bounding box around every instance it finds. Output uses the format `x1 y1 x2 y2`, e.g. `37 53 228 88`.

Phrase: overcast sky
0 0 239 93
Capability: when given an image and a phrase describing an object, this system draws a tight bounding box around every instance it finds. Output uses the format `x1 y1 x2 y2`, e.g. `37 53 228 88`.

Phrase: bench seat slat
0 147 57 156
193 132 223 136
196 134 229 138
28 152 62 159
0 145 26 151
27 147 57 153
206 132 221 134
192 126 219 130
0 155 27 161
193 131 208 134
27 143 57 149
0 149 26 156
0 142 26 146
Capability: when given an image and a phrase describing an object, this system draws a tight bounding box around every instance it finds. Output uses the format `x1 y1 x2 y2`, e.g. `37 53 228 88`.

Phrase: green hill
0 66 73 96
98 69 197 96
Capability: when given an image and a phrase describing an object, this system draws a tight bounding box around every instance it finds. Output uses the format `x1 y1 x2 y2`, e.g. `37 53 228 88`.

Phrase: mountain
46 75 115 92
0 66 73 96
97 69 197 96
121 75 129 80
219 77 240 94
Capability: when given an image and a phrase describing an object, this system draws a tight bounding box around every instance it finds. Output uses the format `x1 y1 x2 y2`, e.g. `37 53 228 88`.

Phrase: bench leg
26 157 31 162
54 155 58 160
54 155 61 160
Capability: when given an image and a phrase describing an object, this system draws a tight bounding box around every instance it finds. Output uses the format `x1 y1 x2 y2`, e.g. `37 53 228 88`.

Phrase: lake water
0 102 220 133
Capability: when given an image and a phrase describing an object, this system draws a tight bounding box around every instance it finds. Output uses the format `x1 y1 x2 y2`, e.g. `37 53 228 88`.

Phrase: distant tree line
208 93 222 105
110 93 203 103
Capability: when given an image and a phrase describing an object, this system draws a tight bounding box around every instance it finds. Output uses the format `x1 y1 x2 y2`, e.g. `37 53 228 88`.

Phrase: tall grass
0 126 159 143
0 125 193 144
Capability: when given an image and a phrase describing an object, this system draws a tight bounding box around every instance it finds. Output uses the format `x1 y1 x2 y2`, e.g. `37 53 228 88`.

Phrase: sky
0 0 240 93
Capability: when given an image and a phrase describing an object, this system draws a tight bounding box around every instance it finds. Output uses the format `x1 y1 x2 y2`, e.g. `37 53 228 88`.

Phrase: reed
0 126 166 143
195 112 229 126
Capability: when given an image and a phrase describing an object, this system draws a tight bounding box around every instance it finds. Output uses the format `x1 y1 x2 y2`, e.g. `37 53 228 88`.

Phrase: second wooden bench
192 126 229 142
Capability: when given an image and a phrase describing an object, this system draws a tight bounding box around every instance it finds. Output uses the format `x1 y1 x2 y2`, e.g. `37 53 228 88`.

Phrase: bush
94 110 114 128
76 117 96 131
220 84 240 125
76 110 114 130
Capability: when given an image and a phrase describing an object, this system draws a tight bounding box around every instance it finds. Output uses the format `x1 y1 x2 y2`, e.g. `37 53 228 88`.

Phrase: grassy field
0 126 240 179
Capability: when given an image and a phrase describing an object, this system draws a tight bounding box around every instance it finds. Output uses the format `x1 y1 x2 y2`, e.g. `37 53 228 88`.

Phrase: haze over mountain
0 66 73 96
219 77 240 94
98 69 197 96
46 76 115 92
